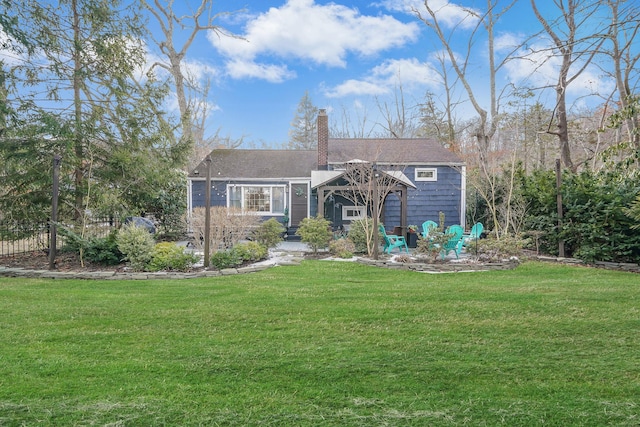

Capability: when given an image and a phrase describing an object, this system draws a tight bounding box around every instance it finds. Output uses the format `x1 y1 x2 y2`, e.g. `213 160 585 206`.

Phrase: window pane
244 187 270 212
415 168 437 181
229 186 241 208
272 187 285 213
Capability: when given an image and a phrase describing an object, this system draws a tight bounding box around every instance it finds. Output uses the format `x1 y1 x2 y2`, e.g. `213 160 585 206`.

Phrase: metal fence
0 218 121 257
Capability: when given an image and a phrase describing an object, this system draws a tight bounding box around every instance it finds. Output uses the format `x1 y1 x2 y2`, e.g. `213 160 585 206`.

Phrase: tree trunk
72 0 84 219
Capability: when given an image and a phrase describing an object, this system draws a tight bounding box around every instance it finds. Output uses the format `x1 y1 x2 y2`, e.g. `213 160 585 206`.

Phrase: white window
415 168 438 182
342 206 366 220
228 185 286 214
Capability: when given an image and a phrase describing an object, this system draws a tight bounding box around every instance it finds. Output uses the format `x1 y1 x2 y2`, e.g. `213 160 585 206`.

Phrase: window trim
227 184 287 215
415 168 438 182
342 205 366 220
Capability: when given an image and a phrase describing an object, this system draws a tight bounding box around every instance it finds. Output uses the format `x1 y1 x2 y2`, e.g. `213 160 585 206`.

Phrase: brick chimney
317 108 328 170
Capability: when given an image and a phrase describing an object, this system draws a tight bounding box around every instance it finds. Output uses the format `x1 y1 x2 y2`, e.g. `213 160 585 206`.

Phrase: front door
289 182 309 227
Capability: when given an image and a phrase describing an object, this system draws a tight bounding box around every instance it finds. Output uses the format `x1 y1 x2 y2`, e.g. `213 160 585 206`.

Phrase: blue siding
191 179 289 222
191 180 228 208
382 166 462 228
191 165 463 228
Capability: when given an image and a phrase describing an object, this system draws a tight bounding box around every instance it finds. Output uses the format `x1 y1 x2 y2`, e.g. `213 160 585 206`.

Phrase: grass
0 261 639 426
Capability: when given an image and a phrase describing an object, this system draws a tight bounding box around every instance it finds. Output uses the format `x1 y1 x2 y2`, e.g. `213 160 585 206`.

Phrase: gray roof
327 138 463 165
189 139 463 179
190 149 317 179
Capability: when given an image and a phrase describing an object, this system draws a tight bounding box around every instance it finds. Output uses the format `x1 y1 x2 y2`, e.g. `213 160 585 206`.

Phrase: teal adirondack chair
379 225 409 254
462 222 484 246
440 225 464 259
421 220 438 240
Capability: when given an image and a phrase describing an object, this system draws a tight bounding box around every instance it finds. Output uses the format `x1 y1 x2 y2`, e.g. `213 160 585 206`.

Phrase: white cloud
225 59 295 83
324 79 391 98
209 0 419 81
377 0 479 30
504 39 616 98
324 58 440 98
0 30 27 66
372 58 441 86
494 32 524 54
181 59 222 84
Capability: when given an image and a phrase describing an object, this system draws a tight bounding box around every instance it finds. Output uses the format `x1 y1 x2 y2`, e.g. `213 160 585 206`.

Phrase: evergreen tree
288 91 318 149
0 0 186 226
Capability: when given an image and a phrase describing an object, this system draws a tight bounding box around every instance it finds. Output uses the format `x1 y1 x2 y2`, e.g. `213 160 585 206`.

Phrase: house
188 109 466 237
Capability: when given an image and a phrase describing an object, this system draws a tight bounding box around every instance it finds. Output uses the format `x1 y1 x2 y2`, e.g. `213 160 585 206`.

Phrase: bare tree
338 161 408 256
417 52 464 152
329 104 376 138
414 0 518 236
414 1 516 166
375 82 420 138
143 0 240 145
601 0 640 148
531 0 606 172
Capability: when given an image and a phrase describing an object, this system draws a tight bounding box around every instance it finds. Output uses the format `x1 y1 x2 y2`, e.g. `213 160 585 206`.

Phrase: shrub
82 231 122 265
190 206 261 251
296 215 332 254
116 223 155 271
209 241 268 270
466 234 529 262
253 218 284 248
329 238 355 258
148 242 199 272
347 218 374 253
416 231 451 261
59 226 122 266
232 241 268 262
210 250 242 270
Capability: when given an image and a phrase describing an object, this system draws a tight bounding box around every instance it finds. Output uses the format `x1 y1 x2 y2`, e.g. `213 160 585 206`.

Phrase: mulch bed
1 251 332 273
0 251 122 272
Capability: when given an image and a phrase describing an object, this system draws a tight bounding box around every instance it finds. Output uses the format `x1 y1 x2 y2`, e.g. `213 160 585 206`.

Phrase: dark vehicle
124 216 155 234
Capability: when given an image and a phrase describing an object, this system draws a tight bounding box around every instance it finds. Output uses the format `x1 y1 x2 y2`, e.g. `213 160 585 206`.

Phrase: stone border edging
6 253 637 280
357 258 519 273
533 255 640 273
0 264 273 280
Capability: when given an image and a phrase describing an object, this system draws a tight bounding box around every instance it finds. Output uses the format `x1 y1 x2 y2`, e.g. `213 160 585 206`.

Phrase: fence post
49 155 61 270
555 159 565 258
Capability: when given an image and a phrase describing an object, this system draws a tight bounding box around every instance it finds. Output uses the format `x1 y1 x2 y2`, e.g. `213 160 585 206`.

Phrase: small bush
148 242 199 272
190 207 261 251
253 218 284 248
210 250 242 270
210 241 268 270
82 231 122 265
117 223 155 271
296 215 332 254
59 226 122 265
346 218 374 253
466 234 529 261
232 241 268 262
416 232 450 261
329 238 355 258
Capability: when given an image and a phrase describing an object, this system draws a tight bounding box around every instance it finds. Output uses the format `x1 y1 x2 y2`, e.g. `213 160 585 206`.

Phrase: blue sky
144 0 615 147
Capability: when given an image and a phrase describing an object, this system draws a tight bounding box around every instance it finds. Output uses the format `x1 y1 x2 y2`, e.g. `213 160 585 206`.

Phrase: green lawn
1 261 639 426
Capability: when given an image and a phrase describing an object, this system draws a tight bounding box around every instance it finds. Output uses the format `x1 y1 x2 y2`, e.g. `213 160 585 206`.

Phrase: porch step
285 226 301 241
